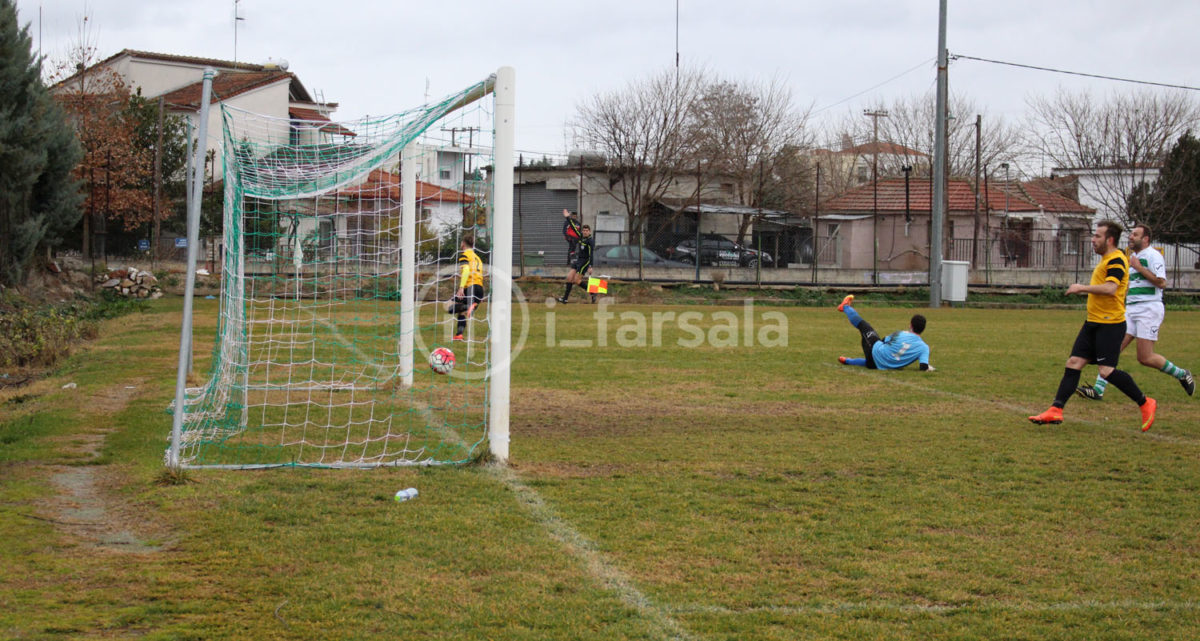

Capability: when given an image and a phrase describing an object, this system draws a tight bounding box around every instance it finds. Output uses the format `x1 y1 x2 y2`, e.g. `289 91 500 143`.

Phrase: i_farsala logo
541 298 788 349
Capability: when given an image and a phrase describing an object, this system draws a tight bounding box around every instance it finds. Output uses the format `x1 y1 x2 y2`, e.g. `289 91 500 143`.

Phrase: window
1061 228 1082 255
439 168 451 180
720 182 735 194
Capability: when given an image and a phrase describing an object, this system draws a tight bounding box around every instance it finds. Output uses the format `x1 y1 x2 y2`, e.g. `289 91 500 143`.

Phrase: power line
811 57 935 115
950 53 1200 92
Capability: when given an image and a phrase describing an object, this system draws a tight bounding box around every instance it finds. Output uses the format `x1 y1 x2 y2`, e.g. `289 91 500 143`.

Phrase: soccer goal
168 68 514 469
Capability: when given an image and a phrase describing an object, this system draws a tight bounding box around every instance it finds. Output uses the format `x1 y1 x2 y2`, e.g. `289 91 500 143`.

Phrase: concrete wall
514 263 1200 290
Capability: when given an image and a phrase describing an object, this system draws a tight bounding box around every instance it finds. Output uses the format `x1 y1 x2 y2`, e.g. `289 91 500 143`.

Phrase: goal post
169 68 515 469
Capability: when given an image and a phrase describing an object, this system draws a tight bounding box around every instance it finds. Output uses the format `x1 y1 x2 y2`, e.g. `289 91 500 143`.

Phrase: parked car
664 234 773 268
594 245 692 268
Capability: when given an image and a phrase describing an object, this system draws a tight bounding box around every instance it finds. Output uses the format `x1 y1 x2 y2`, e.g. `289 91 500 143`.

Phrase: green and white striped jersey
1127 246 1166 304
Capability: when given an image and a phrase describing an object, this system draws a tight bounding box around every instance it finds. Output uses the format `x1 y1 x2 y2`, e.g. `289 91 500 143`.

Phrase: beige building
819 177 1094 275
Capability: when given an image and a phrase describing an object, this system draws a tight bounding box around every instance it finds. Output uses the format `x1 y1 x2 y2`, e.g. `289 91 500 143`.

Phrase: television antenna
233 0 246 65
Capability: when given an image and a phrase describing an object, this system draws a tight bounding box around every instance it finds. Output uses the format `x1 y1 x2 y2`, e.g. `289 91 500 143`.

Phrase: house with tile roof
339 168 476 235
819 177 1094 274
52 49 347 182
808 140 932 195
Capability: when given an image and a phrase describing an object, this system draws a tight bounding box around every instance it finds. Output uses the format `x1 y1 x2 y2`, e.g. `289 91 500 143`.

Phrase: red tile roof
821 177 1094 215
289 107 356 137
116 49 268 72
339 169 475 203
997 181 1093 215
160 71 292 110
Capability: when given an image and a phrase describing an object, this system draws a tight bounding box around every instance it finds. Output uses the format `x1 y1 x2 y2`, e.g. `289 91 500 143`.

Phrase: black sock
456 316 466 335
1104 368 1147 406
563 283 573 298
1053 367 1082 408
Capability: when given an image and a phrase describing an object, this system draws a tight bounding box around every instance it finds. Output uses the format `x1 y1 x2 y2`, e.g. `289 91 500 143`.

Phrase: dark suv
665 234 773 268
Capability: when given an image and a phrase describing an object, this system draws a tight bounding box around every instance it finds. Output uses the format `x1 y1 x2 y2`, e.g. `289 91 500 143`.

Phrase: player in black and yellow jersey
1029 220 1157 431
447 234 485 341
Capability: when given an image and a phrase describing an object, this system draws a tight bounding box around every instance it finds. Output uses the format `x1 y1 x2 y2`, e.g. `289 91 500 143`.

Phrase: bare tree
571 67 708 242
1025 88 1200 226
823 92 1022 181
689 76 813 241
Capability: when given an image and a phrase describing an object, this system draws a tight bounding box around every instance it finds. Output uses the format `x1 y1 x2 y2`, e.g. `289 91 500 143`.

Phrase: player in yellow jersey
1029 220 1158 431
447 234 485 341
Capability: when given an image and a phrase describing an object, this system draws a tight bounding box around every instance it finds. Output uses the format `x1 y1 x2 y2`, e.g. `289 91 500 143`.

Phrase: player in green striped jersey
1077 223 1194 400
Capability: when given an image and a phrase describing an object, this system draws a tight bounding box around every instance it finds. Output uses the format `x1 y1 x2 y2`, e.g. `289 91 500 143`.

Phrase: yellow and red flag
587 277 608 294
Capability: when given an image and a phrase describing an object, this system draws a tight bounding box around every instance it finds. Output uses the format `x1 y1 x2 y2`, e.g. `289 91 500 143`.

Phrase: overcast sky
15 0 1200 174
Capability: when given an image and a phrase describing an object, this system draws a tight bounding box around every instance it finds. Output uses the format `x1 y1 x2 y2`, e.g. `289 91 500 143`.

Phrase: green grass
1 297 1199 639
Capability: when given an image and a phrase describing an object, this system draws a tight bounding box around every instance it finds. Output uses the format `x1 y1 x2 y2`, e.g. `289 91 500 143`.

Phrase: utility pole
972 114 981 269
812 162 821 284
153 97 164 269
931 0 949 307
864 108 889 284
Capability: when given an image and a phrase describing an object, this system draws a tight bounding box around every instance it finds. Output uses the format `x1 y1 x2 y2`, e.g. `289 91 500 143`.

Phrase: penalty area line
822 362 1200 446
482 463 698 641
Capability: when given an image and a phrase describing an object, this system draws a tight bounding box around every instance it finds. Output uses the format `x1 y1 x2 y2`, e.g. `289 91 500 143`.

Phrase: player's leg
465 284 483 318
835 295 877 367
1132 303 1194 395
455 286 480 339
454 297 468 339
857 320 880 369
1095 322 1156 431
559 269 578 303
1031 324 1093 424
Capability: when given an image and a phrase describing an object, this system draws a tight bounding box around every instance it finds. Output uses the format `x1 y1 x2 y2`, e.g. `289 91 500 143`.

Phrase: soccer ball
429 347 455 375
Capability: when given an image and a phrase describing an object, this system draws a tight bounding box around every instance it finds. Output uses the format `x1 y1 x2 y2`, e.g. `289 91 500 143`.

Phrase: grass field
2 294 1199 640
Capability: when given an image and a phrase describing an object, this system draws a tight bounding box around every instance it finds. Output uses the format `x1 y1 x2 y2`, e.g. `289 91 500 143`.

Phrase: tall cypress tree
1127 132 1200 243
0 0 82 287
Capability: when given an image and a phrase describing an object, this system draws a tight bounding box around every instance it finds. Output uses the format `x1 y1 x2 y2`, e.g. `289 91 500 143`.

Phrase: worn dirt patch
44 464 169 553
34 378 173 553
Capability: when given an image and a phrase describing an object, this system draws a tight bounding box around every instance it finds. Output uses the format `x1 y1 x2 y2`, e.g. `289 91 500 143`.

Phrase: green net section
176 77 497 468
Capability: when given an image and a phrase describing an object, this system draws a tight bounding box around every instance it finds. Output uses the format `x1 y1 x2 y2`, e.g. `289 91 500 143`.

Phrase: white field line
669 599 1200 616
482 463 697 641
335 312 696 640
822 362 1200 446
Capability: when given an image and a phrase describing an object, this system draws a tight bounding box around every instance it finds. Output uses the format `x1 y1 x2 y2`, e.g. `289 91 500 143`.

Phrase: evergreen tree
1127 132 1200 243
0 0 82 287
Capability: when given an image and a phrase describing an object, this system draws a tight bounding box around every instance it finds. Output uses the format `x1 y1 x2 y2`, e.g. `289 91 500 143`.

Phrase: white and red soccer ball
429 347 455 375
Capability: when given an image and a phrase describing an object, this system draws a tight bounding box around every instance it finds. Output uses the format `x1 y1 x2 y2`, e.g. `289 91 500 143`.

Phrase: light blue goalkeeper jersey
872 330 930 370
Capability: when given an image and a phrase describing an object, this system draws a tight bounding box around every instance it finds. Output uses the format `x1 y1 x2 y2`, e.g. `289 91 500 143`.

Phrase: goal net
170 70 513 468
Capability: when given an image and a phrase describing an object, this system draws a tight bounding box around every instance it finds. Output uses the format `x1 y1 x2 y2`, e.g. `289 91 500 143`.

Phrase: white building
53 49 347 183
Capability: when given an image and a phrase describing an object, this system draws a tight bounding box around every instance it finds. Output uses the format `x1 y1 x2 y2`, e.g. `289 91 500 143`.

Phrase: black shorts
857 319 881 369
448 284 485 315
1069 321 1126 367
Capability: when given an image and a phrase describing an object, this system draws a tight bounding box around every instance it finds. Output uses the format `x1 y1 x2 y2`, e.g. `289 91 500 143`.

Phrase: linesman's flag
587 277 608 294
